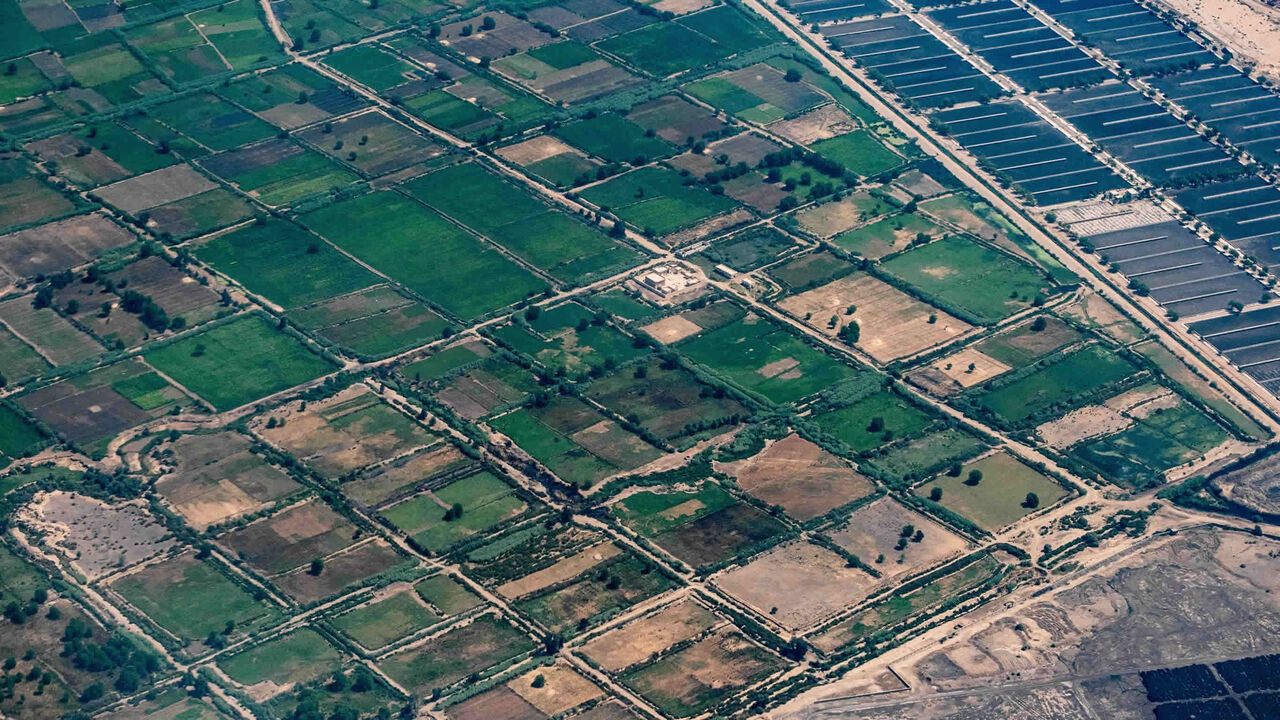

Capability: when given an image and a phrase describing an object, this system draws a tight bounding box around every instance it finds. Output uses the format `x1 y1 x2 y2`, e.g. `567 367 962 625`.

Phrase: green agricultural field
916 452 1068 530
148 93 276 152
598 5 773 77
405 163 641 283
580 166 737 236
400 342 488 384
612 481 737 538
502 392 663 478
590 289 655 322
1073 400 1228 489
810 390 934 452
415 574 482 615
187 0 282 70
811 131 903 177
698 226 796 272
0 405 45 465
881 235 1048 323
377 614 535 694
330 589 441 650
584 361 749 441
300 191 547 320
975 344 1138 425
555 114 675 163
324 45 417 91
864 428 987 481
678 316 867 404
111 553 279 643
830 212 941 260
218 628 343 689
197 219 378 309
144 315 337 410
767 251 854 291
381 471 527 552
215 147 358 207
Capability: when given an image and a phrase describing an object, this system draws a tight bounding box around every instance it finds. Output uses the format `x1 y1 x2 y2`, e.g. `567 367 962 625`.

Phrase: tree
839 320 860 345
481 15 496 30
531 674 546 688
784 68 802 82
965 469 982 486
309 558 324 576
867 416 884 433
1023 492 1040 509
947 462 962 477
929 486 942 502
1030 316 1047 332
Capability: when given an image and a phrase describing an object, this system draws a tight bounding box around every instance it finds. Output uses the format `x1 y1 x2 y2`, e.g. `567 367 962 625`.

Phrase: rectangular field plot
830 496 970 579
144 315 336 411
611 481 788 569
622 625 787 718
1171 177 1280 266
491 40 644 106
722 433 874 522
915 450 1068 530
222 64 366 129
788 0 896 24
1147 66 1280 167
554 112 676 163
292 286 448 360
257 384 437 479
1190 305 1280 397
489 302 645 375
821 15 1003 107
378 614 537 697
489 395 663 487
0 405 45 467
339 443 477 508
579 165 738 237
678 314 868 404
811 553 1003 654
685 62 828 124
147 93 277 152
298 109 449 178
584 360 750 442
18 358 189 456
300 190 548 320
110 551 281 647
808 386 936 452
381 470 531 553
219 498 360 574
0 159 77 233
779 272 973 362
595 4 777 78
0 295 102 368
1038 82 1236 186
417 352 540 422
196 219 378 311
970 342 1139 425
218 628 344 697
926 0 1110 91
198 138 358 208
862 427 988 481
880 235 1050 323
152 430 301 530
405 162 643 284
932 100 1127 205
697 225 799 271
1083 219 1268 317
328 585 444 652
446 662 605 720
509 547 676 636
715 539 878 630
1066 387 1229 488
1026 0 1216 74
28 122 175 189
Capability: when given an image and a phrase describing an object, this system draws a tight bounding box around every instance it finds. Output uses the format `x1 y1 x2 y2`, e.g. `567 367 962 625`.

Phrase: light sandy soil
580 597 720 671
507 662 603 715
931 347 1010 388
496 541 620 599
713 540 879 630
780 274 972 362
640 315 703 344
496 135 580 165
1155 0 1280 79
829 497 970 580
1037 404 1132 448
768 104 857 144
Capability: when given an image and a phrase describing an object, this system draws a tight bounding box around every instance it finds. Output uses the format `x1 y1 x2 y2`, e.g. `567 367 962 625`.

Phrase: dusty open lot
780 273 971 362
641 315 703 345
929 347 1010 389
153 431 300 529
768 104 857 145
507 663 603 716
20 491 175 580
1156 0 1280 79
580 597 720 672
829 497 969 579
721 434 874 521
713 540 878 630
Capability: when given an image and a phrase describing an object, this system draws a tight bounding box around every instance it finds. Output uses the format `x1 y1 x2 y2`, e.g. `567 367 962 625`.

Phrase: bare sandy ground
1154 0 1280 78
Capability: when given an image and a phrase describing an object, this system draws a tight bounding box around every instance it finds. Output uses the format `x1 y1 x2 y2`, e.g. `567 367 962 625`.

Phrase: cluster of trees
61 619 162 698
